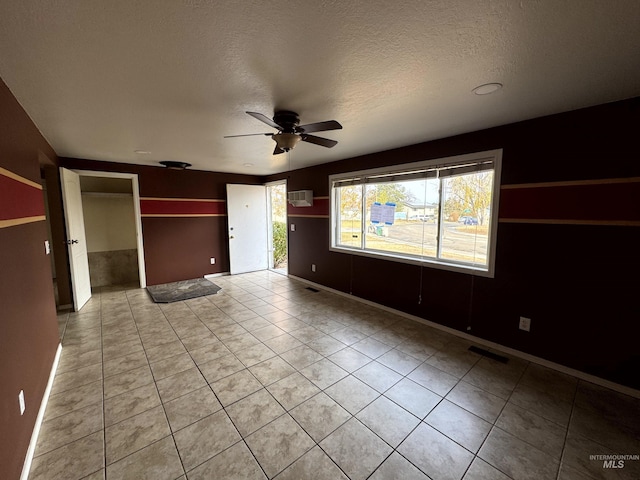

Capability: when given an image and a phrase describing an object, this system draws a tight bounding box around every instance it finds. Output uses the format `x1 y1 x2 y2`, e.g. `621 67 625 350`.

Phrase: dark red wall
59 158 262 285
268 97 640 390
0 78 60 480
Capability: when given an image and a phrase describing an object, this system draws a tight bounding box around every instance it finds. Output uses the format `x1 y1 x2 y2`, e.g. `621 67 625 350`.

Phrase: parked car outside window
458 216 478 225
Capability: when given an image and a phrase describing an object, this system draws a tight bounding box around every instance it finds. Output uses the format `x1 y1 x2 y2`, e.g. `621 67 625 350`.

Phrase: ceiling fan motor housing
273 111 300 133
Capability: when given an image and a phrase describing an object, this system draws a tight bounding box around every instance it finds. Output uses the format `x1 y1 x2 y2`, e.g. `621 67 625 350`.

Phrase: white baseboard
204 272 230 279
288 275 640 399
20 343 62 480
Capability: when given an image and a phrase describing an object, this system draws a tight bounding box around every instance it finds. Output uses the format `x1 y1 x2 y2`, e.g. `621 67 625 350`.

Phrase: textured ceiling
1 0 639 175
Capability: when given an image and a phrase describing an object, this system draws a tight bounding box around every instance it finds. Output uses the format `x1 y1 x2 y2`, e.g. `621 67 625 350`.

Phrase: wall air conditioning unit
287 190 313 207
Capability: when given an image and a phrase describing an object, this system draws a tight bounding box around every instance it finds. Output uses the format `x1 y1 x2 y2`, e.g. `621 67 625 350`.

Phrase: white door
60 168 92 311
227 184 268 274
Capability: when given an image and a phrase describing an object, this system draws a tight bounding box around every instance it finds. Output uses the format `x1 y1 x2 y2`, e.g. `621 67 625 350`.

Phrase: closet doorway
60 169 146 310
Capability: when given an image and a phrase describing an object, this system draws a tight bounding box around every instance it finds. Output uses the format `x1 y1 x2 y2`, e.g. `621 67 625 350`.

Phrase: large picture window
330 150 502 276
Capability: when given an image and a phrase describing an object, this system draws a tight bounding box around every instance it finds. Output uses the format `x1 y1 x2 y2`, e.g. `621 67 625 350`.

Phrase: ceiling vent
287 190 313 207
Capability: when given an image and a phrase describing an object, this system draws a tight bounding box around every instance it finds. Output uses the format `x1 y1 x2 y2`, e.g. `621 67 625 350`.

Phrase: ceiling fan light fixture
159 161 191 170
272 133 301 152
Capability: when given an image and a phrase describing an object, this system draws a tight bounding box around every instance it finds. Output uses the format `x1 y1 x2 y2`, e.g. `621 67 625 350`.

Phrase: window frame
329 149 502 278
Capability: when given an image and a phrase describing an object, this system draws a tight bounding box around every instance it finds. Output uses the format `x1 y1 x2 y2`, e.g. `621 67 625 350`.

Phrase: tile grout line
217 276 364 479
215 279 337 479
554 379 580 480
223 278 347 478
228 278 440 479
97 288 180 476
238 275 479 478
463 359 530 480
182 291 272 479
246 277 362 480
99 287 108 479
130 289 189 479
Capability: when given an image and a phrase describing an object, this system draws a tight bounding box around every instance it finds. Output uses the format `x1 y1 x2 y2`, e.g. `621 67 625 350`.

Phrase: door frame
69 170 147 288
265 179 288 274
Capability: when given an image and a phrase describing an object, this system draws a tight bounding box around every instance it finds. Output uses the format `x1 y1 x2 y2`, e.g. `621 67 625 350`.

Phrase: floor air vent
305 287 319 292
468 346 509 363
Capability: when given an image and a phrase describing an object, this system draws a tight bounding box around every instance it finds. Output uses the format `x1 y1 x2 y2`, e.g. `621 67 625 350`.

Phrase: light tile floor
29 271 640 480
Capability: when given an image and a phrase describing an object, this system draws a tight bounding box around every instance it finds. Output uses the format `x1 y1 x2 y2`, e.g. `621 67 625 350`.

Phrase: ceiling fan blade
246 111 281 130
223 133 272 138
273 144 286 155
301 134 338 148
296 120 342 134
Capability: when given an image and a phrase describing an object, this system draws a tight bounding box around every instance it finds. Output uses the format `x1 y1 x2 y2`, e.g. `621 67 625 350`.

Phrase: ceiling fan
224 110 342 155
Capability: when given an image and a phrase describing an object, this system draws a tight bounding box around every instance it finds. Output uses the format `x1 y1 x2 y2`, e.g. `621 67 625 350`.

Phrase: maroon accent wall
0 173 45 221
0 77 60 480
288 197 329 217
499 180 640 224
141 217 230 285
59 157 262 285
140 198 226 216
268 97 640 390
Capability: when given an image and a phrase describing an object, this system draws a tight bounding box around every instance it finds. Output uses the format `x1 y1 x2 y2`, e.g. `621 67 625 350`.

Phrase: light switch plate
19 390 25 415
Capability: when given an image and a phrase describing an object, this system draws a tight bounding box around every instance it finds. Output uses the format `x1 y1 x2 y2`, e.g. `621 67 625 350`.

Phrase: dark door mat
147 278 222 303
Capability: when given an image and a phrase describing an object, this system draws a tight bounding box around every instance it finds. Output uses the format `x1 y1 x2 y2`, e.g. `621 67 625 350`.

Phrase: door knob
66 239 79 245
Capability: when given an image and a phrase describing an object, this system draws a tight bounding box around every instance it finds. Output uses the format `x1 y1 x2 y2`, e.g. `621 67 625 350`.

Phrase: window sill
329 245 494 278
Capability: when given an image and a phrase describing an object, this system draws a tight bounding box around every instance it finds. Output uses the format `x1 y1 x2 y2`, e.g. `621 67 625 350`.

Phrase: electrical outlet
44 240 50 255
18 390 25 415
519 316 531 332
210 257 215 265
290 224 296 232
311 264 316 272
